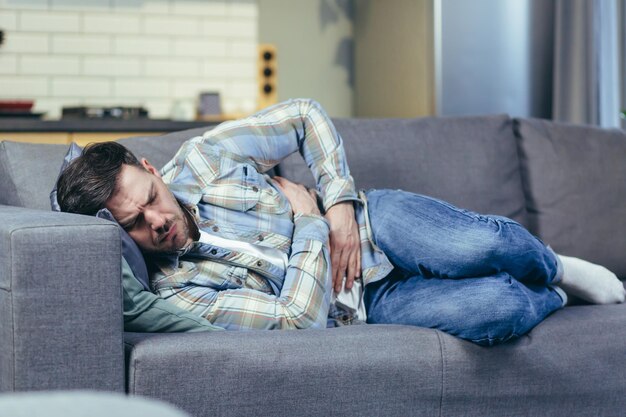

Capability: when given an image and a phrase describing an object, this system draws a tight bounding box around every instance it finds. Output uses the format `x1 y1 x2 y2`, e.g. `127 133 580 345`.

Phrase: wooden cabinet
0 119 224 146
2 132 71 145
2 132 161 146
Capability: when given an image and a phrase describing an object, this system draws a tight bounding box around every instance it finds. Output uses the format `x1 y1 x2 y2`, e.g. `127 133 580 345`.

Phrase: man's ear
141 158 162 178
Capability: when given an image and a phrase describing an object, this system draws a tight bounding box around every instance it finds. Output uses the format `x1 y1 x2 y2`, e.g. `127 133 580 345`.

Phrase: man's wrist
321 178 358 211
293 213 330 243
326 200 354 213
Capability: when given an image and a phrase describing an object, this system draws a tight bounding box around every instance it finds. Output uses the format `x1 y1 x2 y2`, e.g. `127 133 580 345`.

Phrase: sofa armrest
0 205 124 392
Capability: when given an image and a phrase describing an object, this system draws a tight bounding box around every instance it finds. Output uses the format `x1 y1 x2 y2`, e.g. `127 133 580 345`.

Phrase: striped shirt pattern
151 98 393 330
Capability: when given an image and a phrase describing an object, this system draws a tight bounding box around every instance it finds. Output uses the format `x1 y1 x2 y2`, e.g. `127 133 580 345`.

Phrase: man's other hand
325 202 361 293
273 176 321 216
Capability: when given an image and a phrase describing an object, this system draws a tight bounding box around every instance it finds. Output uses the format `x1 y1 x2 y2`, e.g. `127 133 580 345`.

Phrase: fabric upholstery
125 325 442 417
278 114 529 226
0 141 68 210
514 118 626 278
438 303 626 416
0 206 124 391
117 126 212 169
49 142 83 212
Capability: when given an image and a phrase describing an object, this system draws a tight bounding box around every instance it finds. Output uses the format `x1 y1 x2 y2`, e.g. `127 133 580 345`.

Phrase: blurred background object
196 91 222 119
0 0 623 126
257 44 277 110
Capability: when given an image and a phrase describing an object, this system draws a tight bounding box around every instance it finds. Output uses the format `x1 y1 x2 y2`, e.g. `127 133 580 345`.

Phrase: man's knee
457 277 539 345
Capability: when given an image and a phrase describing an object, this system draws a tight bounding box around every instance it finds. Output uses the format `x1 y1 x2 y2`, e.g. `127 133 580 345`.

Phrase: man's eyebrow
147 182 155 204
120 182 155 228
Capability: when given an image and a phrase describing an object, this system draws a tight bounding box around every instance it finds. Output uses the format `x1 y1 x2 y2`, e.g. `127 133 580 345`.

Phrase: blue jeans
363 189 565 346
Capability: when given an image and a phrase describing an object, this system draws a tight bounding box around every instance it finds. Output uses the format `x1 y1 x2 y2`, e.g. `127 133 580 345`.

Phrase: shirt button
256 260 263 267
210 249 217 255
258 235 264 242
212 225 219 232
252 186 259 192
236 279 243 285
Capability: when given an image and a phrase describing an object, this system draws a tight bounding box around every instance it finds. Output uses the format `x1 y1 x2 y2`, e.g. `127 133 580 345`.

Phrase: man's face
106 161 193 254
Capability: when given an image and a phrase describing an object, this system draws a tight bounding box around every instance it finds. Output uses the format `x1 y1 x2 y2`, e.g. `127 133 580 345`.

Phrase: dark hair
57 141 142 215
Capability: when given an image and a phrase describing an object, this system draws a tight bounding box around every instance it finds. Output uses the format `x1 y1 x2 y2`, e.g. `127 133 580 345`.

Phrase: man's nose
145 209 166 231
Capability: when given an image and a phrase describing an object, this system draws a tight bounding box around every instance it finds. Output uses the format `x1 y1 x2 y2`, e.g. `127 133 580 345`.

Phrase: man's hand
325 202 361 293
273 176 321 216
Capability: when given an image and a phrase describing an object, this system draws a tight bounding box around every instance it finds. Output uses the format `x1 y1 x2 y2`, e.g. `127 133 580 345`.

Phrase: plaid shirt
151 99 393 330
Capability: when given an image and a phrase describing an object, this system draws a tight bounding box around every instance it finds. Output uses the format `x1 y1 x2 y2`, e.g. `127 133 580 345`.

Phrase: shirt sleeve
165 214 332 330
121 258 224 333
196 98 359 211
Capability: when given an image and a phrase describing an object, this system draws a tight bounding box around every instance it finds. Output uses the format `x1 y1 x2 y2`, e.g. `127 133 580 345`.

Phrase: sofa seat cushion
124 325 443 417
126 304 626 417
438 303 626 416
278 114 529 226
515 118 626 278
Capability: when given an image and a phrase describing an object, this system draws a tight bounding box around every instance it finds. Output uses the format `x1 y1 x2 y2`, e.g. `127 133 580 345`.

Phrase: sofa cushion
50 142 83 211
0 141 68 210
514 118 626 278
278 114 529 226
117 126 212 170
438 303 626 416
125 325 443 417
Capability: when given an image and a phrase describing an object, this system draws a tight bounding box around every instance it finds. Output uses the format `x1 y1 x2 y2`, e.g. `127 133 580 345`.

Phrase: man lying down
56 99 625 346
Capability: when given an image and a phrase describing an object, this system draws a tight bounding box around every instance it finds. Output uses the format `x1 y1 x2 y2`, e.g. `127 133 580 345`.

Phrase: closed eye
122 183 156 231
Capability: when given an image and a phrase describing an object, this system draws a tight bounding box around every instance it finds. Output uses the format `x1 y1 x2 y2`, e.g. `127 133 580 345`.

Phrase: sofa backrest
278 114 529 227
1 116 529 227
514 118 626 278
3 115 625 279
0 141 68 211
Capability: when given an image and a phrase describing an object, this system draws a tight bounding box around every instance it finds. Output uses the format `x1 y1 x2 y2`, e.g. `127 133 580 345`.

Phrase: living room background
0 0 623 126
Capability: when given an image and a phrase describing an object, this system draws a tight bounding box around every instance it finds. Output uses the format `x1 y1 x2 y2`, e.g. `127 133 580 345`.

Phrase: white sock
557 254 625 305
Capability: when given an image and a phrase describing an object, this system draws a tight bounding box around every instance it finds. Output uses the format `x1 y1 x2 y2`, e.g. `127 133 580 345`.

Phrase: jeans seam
419 193 513 225
436 330 445 417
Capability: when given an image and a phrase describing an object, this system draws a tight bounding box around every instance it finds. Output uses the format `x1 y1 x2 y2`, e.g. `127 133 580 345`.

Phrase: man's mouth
160 223 177 245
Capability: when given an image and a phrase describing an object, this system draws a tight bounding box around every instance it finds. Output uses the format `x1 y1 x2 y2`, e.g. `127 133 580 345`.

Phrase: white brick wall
21 55 81 75
0 54 18 74
0 0 258 119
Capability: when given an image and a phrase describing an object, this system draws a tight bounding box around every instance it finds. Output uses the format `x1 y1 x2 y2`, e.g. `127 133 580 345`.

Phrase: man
57 99 625 345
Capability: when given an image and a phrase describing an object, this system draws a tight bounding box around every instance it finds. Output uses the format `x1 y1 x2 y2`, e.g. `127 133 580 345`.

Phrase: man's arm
182 98 362 289
196 98 359 211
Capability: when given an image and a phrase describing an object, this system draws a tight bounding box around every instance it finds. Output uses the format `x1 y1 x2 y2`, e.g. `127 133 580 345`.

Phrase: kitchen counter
0 118 219 133
0 118 224 146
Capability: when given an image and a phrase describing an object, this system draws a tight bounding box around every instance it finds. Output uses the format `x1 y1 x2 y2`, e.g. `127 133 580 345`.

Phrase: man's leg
362 188 623 344
365 189 624 304
365 189 562 285
363 268 563 346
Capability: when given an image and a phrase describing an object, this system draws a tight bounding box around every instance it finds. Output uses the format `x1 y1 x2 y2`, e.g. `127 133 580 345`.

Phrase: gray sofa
1 114 625 417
